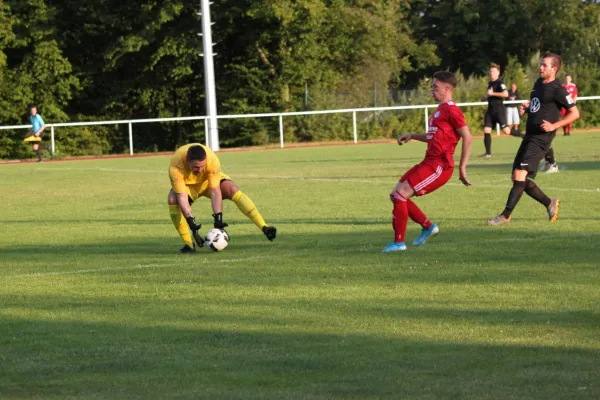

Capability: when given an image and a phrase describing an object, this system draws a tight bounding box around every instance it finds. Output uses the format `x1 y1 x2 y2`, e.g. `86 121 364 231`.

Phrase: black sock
502 180 526 218
545 148 555 165
484 134 491 155
525 179 551 208
35 149 42 160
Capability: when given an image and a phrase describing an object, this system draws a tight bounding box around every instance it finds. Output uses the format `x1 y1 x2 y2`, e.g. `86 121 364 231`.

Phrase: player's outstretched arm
176 192 204 247
398 133 427 145
35 123 46 137
397 133 412 145
541 106 580 132
176 192 194 220
208 185 223 216
456 126 472 186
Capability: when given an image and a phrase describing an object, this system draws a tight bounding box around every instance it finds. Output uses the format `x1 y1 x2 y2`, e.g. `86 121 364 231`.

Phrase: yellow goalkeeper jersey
168 143 222 196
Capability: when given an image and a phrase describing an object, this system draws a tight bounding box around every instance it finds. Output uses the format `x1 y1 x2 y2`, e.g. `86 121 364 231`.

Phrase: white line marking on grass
37 168 600 193
235 175 600 193
37 167 163 174
445 182 600 193
14 263 180 277
6 230 599 278
9 253 297 278
434 231 600 247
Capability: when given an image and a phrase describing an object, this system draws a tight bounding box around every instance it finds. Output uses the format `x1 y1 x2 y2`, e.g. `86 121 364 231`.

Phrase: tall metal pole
200 0 219 151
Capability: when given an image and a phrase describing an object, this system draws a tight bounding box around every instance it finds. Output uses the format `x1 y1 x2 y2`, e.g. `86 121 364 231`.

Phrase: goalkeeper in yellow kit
168 143 277 253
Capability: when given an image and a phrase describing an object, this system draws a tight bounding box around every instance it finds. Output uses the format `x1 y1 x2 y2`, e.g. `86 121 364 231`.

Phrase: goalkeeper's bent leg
169 205 194 247
231 191 267 229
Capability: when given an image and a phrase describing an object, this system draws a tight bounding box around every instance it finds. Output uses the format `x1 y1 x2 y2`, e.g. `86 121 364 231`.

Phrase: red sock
407 199 432 229
392 192 408 243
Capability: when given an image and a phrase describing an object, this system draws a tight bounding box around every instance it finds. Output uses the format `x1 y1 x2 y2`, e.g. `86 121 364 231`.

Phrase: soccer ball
205 228 229 252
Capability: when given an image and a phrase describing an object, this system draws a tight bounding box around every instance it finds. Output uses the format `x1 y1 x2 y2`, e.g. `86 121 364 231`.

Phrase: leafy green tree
411 0 600 76
0 0 79 159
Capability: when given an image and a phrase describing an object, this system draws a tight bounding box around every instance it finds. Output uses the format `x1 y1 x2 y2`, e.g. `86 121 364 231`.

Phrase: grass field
1 133 600 399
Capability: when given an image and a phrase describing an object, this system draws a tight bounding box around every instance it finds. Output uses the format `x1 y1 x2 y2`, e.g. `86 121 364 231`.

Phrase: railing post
204 119 209 145
128 122 133 155
353 111 357 144
424 107 429 133
496 123 500 135
50 126 55 156
279 114 284 148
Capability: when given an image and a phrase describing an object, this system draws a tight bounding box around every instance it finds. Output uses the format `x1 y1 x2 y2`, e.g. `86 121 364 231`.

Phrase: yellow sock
169 205 193 247
232 191 267 229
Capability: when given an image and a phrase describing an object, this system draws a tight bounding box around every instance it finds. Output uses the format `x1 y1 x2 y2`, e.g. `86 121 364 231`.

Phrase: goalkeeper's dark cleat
262 226 277 241
177 244 196 254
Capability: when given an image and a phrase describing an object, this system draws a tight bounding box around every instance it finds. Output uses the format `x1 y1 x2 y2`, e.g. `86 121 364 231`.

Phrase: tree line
1 0 599 159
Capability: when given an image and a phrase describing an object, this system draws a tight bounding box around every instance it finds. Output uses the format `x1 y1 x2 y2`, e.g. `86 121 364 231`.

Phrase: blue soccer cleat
412 224 439 246
381 242 407 252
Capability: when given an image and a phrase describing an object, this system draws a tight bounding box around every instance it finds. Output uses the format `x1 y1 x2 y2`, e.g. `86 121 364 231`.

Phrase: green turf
1 133 599 399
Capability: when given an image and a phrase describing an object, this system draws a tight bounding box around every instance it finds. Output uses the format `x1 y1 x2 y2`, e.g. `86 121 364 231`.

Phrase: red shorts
401 162 453 196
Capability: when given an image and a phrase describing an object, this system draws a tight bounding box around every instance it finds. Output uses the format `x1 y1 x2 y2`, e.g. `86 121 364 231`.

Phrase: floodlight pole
200 0 219 151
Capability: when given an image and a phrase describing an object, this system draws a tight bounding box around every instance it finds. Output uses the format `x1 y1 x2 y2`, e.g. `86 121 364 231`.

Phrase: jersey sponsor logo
530 97 541 113
566 94 574 105
427 126 438 137
434 111 440 118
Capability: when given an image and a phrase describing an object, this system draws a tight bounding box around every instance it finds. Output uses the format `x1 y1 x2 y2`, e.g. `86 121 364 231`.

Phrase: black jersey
526 78 575 135
487 79 507 109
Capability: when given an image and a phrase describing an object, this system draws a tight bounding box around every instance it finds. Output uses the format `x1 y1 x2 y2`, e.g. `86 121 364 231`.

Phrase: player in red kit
382 71 472 252
561 75 578 135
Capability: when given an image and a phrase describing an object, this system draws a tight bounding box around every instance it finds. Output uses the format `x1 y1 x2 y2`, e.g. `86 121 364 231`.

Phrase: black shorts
484 108 508 129
512 134 554 179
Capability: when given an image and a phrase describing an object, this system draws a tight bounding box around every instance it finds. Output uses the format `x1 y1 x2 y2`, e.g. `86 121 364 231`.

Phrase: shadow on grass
1 314 598 399
0 224 598 257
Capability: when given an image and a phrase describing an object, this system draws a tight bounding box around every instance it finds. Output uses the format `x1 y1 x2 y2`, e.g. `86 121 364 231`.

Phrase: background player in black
506 82 524 137
481 63 511 157
487 52 579 226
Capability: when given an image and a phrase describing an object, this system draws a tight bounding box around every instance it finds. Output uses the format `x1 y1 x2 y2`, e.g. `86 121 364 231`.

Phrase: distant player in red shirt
382 71 472 252
561 75 578 135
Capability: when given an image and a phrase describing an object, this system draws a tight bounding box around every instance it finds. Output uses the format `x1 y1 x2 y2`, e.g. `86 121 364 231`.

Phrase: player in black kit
481 63 512 157
487 52 579 226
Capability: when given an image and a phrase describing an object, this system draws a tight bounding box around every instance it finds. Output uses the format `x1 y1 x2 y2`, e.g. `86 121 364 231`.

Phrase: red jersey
424 100 467 168
563 83 578 101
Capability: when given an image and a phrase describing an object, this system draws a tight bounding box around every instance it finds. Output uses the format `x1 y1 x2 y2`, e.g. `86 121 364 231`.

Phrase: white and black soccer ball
205 228 230 252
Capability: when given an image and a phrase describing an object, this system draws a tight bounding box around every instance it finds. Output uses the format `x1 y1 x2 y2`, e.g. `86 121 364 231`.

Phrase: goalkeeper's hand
185 216 204 247
212 212 229 230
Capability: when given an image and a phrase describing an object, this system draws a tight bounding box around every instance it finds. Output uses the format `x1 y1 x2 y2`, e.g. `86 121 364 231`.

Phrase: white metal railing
1 96 599 155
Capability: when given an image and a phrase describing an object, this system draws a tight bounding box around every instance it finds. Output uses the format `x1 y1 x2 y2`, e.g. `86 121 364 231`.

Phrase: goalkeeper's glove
185 216 204 247
212 212 229 230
